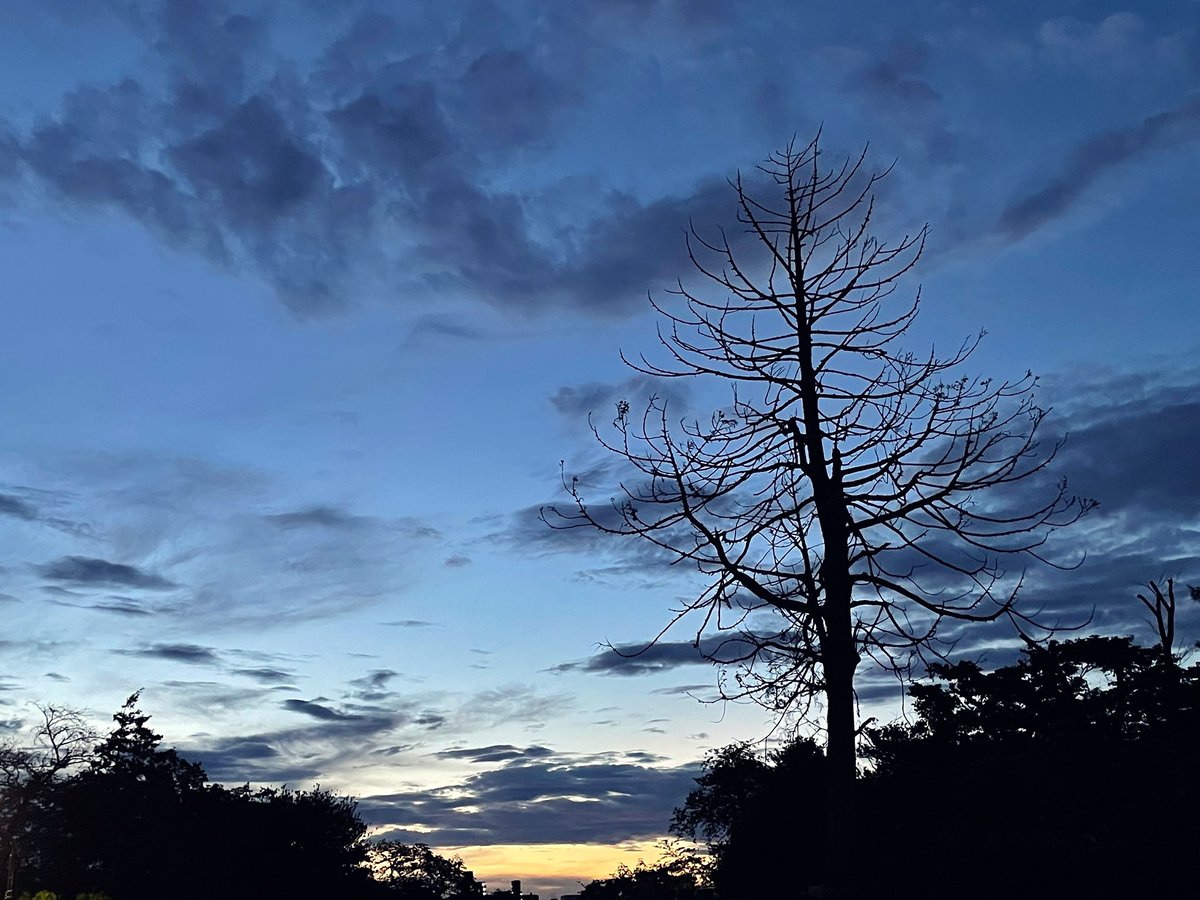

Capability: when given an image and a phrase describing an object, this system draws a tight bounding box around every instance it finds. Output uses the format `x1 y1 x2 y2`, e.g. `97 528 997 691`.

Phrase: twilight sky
1 1 1199 894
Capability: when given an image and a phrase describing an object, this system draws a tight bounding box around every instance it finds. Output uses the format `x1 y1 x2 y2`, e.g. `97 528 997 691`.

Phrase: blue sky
1 1 1199 894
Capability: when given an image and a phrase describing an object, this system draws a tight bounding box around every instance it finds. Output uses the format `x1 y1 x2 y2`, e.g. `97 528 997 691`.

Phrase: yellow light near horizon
443 840 666 895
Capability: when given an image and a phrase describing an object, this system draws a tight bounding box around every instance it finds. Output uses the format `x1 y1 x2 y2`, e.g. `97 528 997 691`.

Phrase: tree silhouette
1135 577 1187 661
547 134 1093 896
860 633 1200 898
670 630 1200 899
0 704 94 899
368 841 483 899
21 695 376 899
670 740 825 896
32 692 212 897
580 856 706 900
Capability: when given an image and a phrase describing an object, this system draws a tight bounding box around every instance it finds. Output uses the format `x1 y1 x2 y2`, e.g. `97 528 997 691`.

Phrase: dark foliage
669 634 1200 899
5 693 462 900
580 854 708 900
669 739 826 897
0 705 95 898
369 841 484 900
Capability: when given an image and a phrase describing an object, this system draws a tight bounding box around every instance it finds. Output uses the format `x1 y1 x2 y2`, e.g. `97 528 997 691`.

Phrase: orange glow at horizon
445 840 668 896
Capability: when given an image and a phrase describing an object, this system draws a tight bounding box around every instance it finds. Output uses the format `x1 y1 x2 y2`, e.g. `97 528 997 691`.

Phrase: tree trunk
823 633 857 899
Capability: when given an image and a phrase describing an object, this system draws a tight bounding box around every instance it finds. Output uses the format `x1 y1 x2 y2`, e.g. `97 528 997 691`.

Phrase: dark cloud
122 643 221 665
412 711 447 729
843 40 957 165
548 383 620 419
623 750 670 764
551 636 757 677
327 83 456 177
849 39 940 109
548 374 694 421
371 743 417 758
167 95 329 228
1052 393 1200 517
999 94 1200 238
9 50 352 315
395 518 443 540
361 754 703 845
883 366 1200 663
2 0 749 322
282 698 363 721
500 495 697 590
444 554 471 568
951 367 1200 629
348 669 398 701
233 667 297 684
546 176 736 317
436 744 555 764
381 619 439 628
188 739 285 782
400 314 493 349
87 599 154 616
650 683 717 696
39 555 175 589
352 669 397 690
451 48 570 146
264 505 369 530
535 362 1200 690
156 1 266 95
1 0 801 327
0 486 91 537
186 702 411 783
0 493 36 520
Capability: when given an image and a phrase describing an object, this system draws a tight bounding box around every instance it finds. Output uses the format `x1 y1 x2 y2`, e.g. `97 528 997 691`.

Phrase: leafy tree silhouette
21 694 378 900
369 841 484 900
0 704 93 899
26 692 214 897
865 633 1200 898
670 629 1200 899
670 740 825 897
580 856 706 900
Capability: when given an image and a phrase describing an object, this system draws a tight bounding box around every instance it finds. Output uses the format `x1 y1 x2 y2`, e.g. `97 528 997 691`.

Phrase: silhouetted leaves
8 695 392 899
369 841 483 900
580 856 706 900
667 633 1200 899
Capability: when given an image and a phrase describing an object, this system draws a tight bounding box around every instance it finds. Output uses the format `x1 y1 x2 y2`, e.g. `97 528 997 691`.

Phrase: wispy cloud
0 494 36 520
282 698 363 722
435 744 555 764
361 752 703 845
999 94 1200 239
40 556 176 590
121 643 221 665
550 637 757 677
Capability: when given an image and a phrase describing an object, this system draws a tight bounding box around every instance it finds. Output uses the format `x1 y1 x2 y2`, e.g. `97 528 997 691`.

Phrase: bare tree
1137 579 1178 662
0 704 95 899
545 135 1093 897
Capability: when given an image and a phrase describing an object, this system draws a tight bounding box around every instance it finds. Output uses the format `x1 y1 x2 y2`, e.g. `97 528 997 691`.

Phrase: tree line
4 584 1195 899
583 587 1200 899
0 692 483 900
